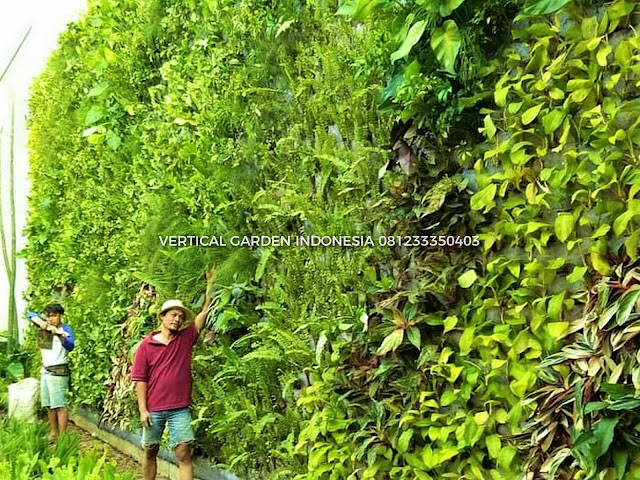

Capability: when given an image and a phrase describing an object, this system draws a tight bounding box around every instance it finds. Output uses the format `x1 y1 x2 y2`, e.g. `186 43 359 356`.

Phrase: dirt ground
68 422 171 480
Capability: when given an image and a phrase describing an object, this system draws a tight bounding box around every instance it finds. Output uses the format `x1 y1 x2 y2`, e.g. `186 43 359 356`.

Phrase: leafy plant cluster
0 418 133 479
468 0 640 478
26 0 392 476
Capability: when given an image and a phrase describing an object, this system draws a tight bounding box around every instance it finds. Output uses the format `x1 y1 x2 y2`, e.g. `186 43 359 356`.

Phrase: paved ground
68 421 171 480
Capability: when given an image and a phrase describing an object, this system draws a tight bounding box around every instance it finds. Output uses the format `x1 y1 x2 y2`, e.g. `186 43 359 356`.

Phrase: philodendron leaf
430 20 461 73
523 0 570 15
486 434 501 459
470 183 497 212
398 429 414 453
377 328 404 355
521 103 544 125
566 266 587 283
459 327 474 355
547 322 569 339
613 199 640 235
391 20 426 63
548 292 565 320
543 109 567 134
591 252 611 275
458 269 478 288
336 0 380 20
554 213 574 242
440 0 465 17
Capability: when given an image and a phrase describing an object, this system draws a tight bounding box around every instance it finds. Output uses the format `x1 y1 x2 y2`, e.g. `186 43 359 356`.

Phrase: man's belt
44 364 70 376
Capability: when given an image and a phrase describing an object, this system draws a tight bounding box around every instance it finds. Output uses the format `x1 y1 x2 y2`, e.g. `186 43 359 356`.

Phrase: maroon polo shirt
131 323 199 412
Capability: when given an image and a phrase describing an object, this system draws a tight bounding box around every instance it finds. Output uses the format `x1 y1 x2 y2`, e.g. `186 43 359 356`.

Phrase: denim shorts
40 372 69 409
141 407 194 449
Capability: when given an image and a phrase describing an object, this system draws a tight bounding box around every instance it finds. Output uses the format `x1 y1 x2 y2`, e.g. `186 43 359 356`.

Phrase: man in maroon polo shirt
131 275 214 480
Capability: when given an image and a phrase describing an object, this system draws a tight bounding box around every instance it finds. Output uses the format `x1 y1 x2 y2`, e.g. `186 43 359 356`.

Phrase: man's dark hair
44 303 65 315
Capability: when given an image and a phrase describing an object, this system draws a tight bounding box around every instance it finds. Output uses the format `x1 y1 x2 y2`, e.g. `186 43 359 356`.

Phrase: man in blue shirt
27 303 75 442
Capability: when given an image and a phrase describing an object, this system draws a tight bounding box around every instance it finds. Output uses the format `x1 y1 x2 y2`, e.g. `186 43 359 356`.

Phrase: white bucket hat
158 299 192 319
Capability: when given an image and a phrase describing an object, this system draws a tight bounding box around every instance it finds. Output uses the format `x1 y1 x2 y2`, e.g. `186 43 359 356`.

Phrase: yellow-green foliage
467 0 640 478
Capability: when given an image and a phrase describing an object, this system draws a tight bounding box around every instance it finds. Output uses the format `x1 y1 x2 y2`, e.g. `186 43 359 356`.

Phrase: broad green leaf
523 0 570 15
474 411 489 424
436 446 460 465
521 104 543 125
5 361 24 381
377 329 404 355
440 0 465 16
543 109 566 134
336 0 380 20
547 322 569 339
85 105 105 125
407 327 421 350
574 418 618 465
483 114 496 139
626 231 640 260
549 87 565 100
458 270 478 288
470 184 497 212
497 445 517 469
614 449 629 480
88 82 109 97
448 365 463 382
613 201 640 235
430 20 461 73
548 292 565 320
422 446 435 468
581 16 598 40
440 390 457 406
566 266 587 283
459 327 474 355
443 316 457 332
554 213 574 242
591 252 611 275
495 87 510 107
597 44 612 66
104 47 117 63
613 210 635 235
486 434 501 459
592 224 610 238
567 79 593 91
398 429 413 453
526 221 548 234
336 0 356 16
615 41 632 66
106 130 121 151
510 371 536 398
391 20 426 63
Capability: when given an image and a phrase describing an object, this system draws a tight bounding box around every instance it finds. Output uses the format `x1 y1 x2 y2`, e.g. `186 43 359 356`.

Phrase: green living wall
25 0 640 478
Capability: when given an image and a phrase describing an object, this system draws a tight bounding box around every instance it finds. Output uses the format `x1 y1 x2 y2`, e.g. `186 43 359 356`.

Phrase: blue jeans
141 407 194 449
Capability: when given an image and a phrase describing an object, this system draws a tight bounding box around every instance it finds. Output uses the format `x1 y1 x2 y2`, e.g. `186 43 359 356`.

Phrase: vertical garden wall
25 0 640 478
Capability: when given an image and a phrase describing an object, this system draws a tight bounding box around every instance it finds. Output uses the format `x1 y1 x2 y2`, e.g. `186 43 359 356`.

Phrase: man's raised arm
194 266 216 333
